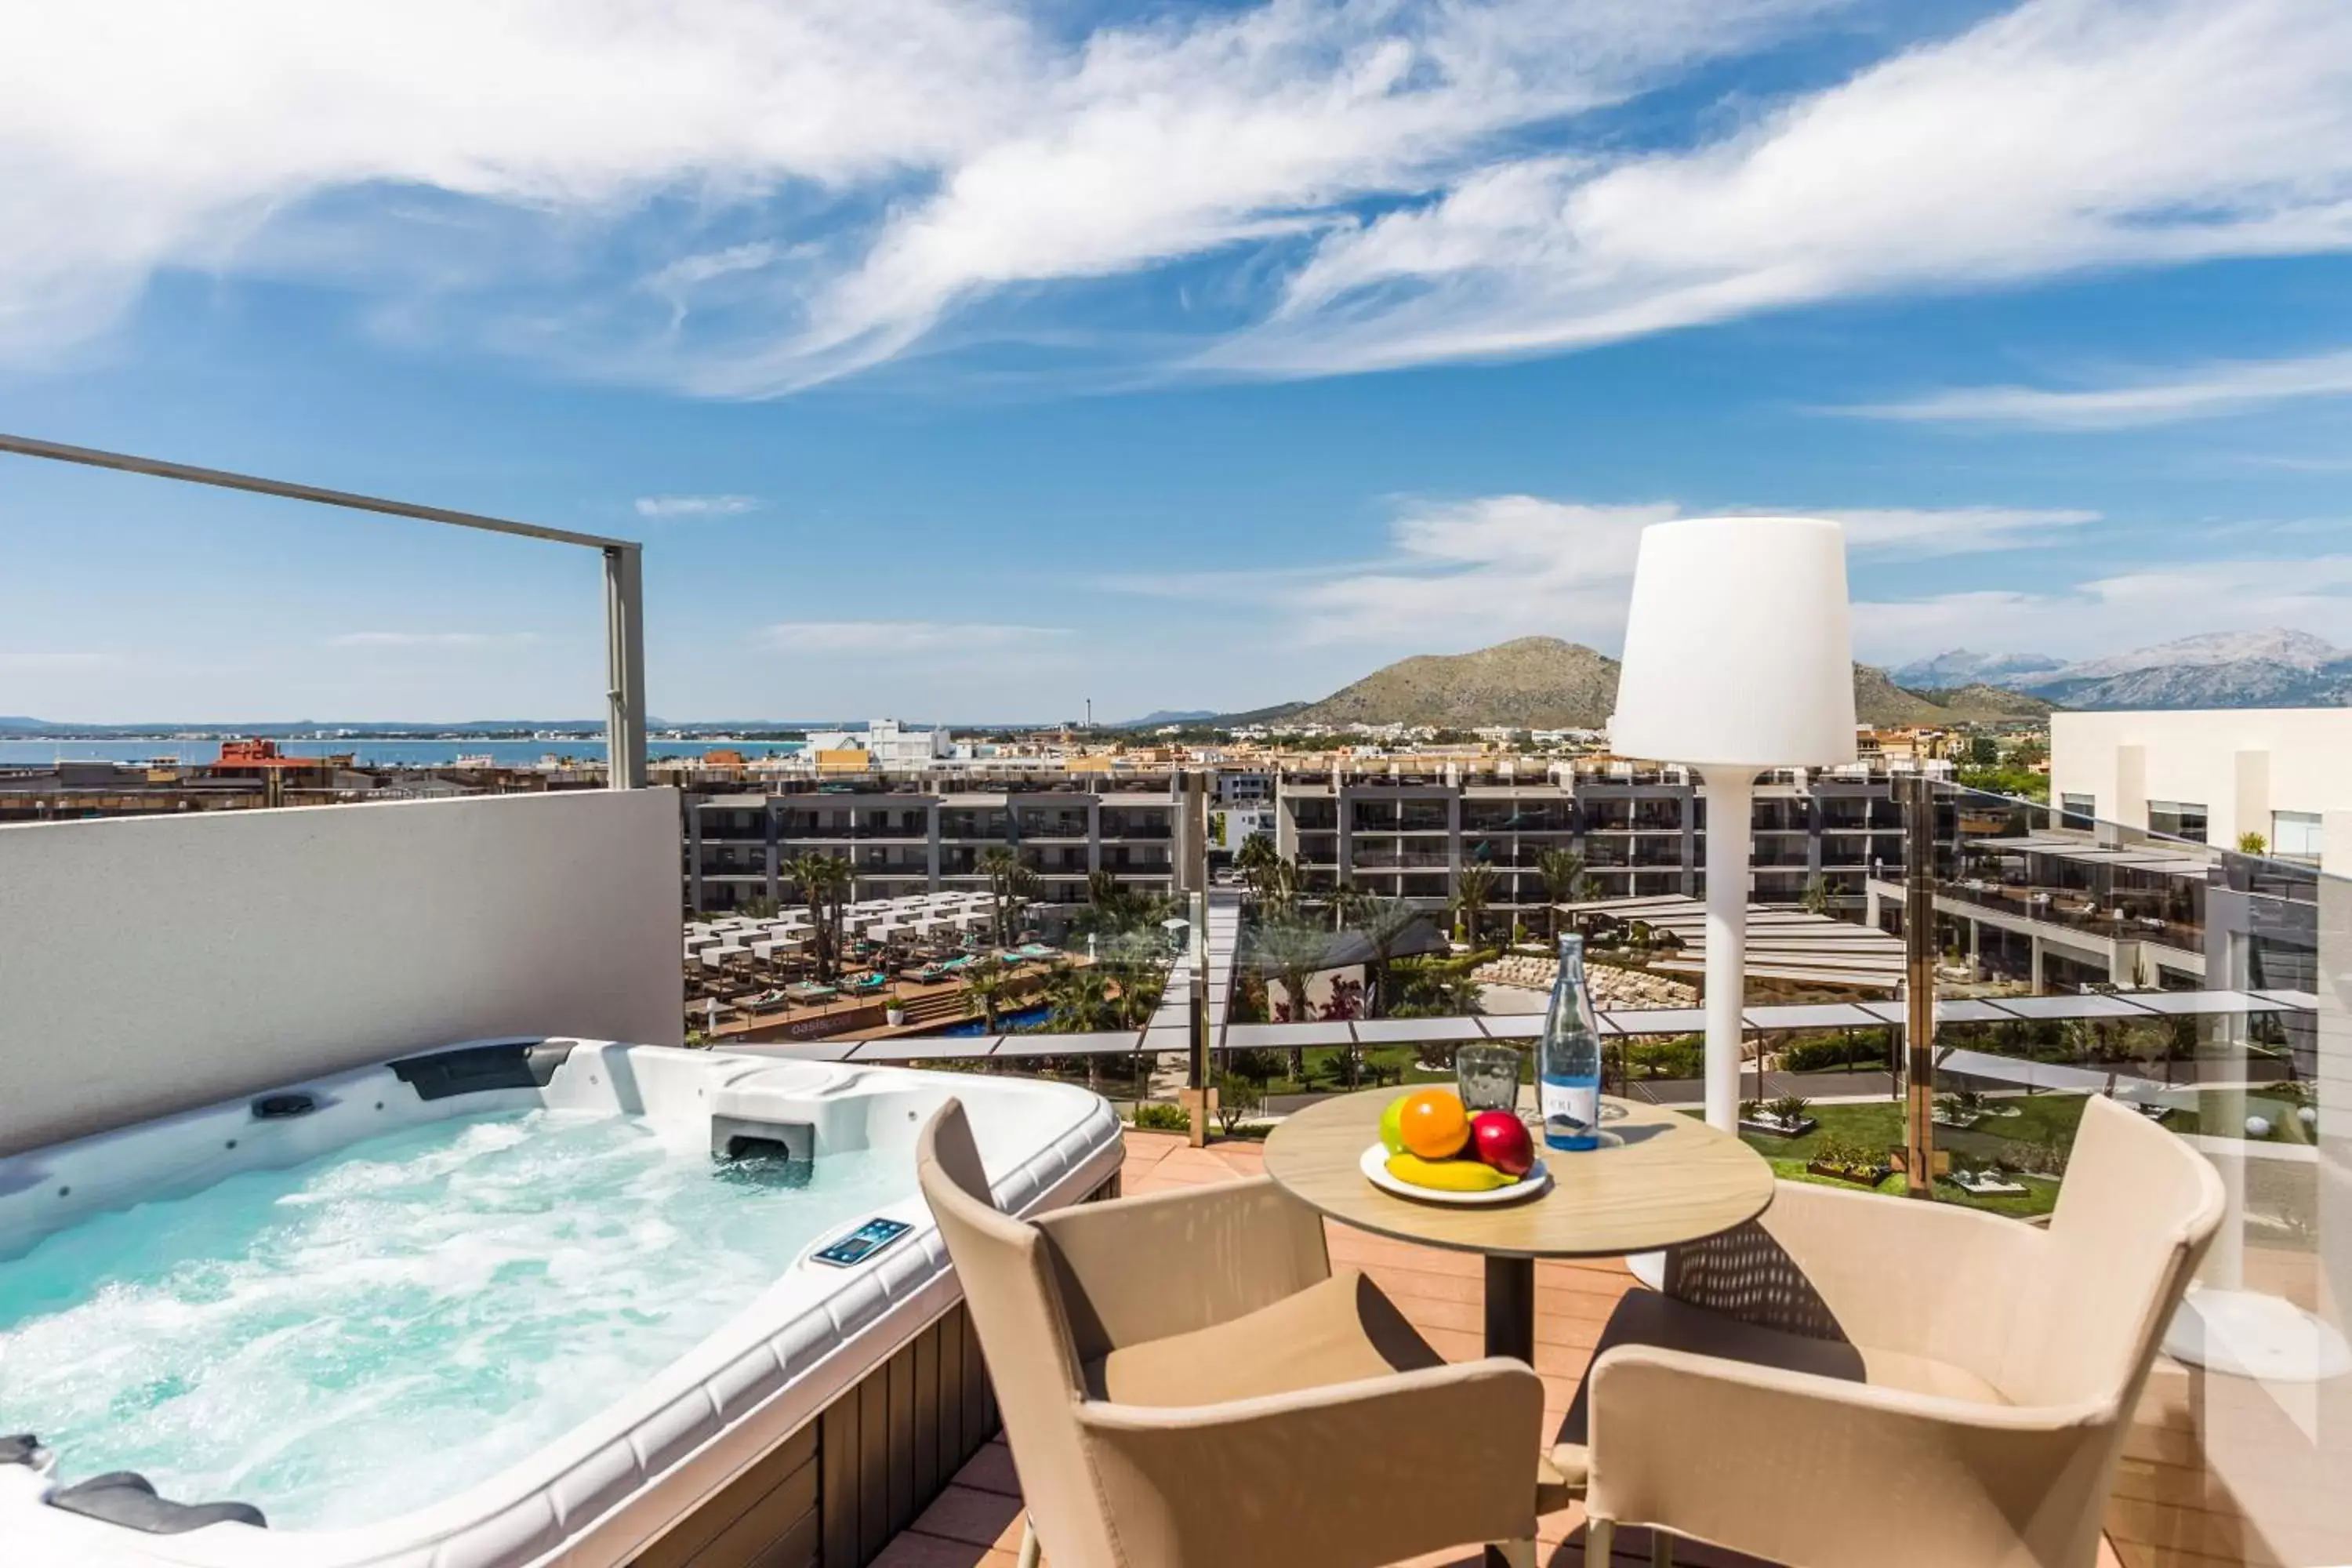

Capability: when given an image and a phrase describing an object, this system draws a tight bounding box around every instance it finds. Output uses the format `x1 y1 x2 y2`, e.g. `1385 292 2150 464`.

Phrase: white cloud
326 631 540 648
1132 495 2094 644
633 494 760 519
0 651 125 670
1215 0 2352 376
757 620 1069 654
1854 557 2352 661
1838 348 2352 430
1817 506 2096 557
0 0 1842 389
10 2 2352 392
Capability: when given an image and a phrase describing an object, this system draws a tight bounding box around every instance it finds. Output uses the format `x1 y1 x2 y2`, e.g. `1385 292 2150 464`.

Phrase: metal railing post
0 432 650 789
1902 771 1938 1197
604 543 648 790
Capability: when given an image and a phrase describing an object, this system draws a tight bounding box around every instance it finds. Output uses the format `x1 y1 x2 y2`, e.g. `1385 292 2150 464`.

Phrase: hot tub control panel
813 1218 912 1268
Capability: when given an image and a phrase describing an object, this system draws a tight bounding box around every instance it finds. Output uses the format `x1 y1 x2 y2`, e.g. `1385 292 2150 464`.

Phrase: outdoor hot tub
0 1040 1122 1568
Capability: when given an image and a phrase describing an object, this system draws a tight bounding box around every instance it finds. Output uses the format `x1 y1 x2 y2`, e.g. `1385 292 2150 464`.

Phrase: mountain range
1893 628 2352 710
1207 637 2053 731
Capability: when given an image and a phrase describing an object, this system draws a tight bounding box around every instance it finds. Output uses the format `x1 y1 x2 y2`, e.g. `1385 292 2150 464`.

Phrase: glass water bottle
1540 935 1603 1151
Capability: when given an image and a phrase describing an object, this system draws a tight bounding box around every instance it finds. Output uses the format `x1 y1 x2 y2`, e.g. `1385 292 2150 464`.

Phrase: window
2147 800 2208 844
2272 810 2324 863
2060 793 2096 830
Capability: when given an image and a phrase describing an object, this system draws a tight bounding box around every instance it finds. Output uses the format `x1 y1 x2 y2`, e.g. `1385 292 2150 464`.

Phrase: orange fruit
1396 1088 1471 1160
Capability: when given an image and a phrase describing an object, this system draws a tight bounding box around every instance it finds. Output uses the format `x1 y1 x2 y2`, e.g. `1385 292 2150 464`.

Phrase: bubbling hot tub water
0 1108 895 1530
0 1042 1124 1568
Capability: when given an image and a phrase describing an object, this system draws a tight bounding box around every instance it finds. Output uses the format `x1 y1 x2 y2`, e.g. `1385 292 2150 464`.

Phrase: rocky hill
1898 628 2352 710
1275 637 2038 730
1292 637 1621 728
1891 648 2061 688
1907 683 2056 720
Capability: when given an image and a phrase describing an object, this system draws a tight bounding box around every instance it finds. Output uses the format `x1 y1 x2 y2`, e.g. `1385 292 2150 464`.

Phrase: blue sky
3 0 2351 724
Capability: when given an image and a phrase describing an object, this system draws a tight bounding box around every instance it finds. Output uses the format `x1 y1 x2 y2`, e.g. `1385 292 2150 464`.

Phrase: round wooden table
1262 1090 1775 1364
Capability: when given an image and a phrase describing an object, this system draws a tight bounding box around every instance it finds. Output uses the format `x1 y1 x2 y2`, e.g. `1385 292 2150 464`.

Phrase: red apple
1470 1110 1534 1178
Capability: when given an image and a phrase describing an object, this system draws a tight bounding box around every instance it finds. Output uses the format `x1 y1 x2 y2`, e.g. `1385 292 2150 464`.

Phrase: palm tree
1249 916 1332 1082
1346 894 1423 1019
1450 863 1497 949
1080 869 1171 939
978 845 1022 947
1261 855 1301 920
1235 833 1281 899
1534 847 1588 941
1046 964 1112 1033
1007 864 1042 941
1096 931 1171 1029
782 852 853 981
1085 867 1123 917
962 962 1011 1030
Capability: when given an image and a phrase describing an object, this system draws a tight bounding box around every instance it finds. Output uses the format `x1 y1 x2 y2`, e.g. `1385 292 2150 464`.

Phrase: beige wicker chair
1562 1094 2224 1568
917 1099 1566 1568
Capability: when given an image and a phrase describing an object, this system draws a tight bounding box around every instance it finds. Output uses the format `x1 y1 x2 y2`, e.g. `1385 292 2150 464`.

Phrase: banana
1385 1152 1515 1192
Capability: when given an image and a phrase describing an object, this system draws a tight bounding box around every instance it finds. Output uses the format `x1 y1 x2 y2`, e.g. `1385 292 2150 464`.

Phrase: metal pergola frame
0 432 648 788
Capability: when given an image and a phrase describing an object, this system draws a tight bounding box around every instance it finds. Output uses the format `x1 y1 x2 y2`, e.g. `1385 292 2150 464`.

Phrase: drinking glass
1455 1044 1521 1115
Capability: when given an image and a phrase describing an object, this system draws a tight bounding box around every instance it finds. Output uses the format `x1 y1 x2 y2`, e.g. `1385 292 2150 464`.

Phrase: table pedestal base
1484 1254 1535 1362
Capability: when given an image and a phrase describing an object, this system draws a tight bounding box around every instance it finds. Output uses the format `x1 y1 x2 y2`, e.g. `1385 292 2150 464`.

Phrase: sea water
0 1110 895 1530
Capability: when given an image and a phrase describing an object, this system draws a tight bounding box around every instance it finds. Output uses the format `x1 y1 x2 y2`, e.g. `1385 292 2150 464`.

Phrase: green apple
1378 1095 1409 1155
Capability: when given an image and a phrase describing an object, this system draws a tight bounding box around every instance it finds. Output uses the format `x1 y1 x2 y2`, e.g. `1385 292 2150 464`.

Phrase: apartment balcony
1458 808 1571 832
6 784 2343 1568
1354 849 1453 870
1352 810 1452 833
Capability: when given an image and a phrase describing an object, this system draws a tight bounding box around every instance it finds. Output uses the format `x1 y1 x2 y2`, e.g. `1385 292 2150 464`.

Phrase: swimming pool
936 1004 1051 1037
0 1040 1122 1567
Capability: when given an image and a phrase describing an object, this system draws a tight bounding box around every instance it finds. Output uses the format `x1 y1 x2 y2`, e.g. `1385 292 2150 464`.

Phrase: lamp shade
1609 516 1858 768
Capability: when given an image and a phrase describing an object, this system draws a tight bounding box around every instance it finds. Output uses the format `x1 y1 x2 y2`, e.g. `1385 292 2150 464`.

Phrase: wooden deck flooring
870 1130 2138 1568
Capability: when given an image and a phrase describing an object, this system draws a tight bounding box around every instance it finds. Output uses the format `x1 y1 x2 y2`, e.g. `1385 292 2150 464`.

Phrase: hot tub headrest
49 1470 267 1534
389 1040 575 1102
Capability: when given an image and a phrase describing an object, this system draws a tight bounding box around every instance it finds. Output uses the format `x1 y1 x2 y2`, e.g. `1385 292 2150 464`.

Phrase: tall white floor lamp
1610 517 1858 1131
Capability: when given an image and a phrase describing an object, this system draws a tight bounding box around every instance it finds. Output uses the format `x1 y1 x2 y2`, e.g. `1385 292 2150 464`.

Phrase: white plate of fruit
1361 1087 1550 1206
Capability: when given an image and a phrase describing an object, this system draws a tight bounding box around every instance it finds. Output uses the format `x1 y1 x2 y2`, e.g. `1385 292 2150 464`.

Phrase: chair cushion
1555 1288 2006 1455
1085 1268 1443 1406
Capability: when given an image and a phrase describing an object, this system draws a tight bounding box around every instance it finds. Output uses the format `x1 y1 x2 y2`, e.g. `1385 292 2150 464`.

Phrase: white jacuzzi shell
0 1040 1123 1568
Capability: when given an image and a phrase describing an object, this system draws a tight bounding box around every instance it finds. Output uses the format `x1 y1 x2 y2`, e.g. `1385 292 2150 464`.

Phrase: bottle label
1542 1076 1600 1149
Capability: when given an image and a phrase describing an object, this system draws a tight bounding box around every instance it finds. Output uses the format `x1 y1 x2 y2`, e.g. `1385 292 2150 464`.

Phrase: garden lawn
1719 1095 2082 1218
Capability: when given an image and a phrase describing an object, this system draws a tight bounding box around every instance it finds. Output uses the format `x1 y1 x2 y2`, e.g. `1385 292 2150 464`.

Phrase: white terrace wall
2050 707 2352 858
0 789 682 1156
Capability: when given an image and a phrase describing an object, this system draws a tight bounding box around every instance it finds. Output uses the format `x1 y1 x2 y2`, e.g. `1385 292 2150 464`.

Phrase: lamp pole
1901 771 1938 1197
1699 767 1753 1131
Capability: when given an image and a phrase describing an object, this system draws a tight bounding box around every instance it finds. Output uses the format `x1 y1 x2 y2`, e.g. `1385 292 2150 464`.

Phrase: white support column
1700 767 1753 1131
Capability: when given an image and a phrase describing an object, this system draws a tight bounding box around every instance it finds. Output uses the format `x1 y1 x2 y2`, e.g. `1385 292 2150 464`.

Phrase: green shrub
1627 1033 1705 1080
1222 1047 1284 1084
1809 1135 1886 1177
1781 1032 1887 1073
1214 1073 1265 1135
1131 1102 1190 1132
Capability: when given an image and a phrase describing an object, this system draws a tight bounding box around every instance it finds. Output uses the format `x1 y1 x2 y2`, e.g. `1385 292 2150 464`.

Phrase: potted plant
1932 1088 1985 1129
1806 1135 1889 1185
